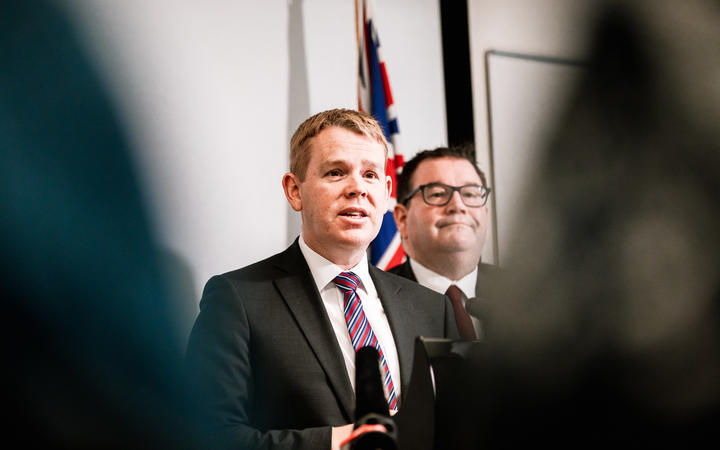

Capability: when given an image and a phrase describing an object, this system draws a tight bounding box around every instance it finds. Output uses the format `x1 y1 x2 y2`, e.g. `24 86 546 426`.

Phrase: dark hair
397 145 488 205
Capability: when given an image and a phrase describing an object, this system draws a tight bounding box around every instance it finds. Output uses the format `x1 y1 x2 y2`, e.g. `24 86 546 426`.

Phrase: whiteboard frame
484 50 585 265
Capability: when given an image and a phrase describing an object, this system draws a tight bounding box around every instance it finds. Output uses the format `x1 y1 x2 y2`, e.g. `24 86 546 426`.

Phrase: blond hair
289 108 389 180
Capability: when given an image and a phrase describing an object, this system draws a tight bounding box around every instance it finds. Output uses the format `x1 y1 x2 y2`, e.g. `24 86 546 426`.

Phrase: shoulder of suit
478 262 503 274
386 263 404 275
373 265 409 284
372 265 446 301
386 260 413 279
212 243 301 284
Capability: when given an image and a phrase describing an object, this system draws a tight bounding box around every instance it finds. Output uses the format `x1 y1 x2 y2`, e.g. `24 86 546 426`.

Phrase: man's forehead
309 126 387 152
319 158 384 168
305 129 388 172
413 157 481 184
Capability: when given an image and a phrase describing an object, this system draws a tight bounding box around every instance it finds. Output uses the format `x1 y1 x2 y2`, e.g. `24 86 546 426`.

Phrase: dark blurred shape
465 296 491 330
473 0 720 448
351 346 397 450
391 338 436 450
355 346 392 421
422 338 484 450
157 248 199 347
1 0 203 447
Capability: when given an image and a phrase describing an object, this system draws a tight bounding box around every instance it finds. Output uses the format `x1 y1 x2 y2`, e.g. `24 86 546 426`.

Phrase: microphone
465 297 492 339
465 297 490 323
343 346 397 450
355 346 390 419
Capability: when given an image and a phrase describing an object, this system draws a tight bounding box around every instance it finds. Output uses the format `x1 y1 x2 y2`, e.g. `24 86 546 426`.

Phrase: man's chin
438 225 475 238
333 229 377 250
438 222 475 231
436 234 478 253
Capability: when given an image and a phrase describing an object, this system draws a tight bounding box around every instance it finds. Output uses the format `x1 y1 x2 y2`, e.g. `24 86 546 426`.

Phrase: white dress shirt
298 236 402 402
409 258 482 336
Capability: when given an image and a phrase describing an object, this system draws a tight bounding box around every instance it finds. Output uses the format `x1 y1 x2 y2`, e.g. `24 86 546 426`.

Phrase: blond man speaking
186 109 457 450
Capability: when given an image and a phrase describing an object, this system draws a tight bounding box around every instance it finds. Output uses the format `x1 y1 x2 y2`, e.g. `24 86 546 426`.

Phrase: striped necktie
333 271 398 411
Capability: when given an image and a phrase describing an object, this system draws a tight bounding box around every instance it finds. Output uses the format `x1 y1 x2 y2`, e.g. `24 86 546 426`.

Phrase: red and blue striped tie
333 271 398 412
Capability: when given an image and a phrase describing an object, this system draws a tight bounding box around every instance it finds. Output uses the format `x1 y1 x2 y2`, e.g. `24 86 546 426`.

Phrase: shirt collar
298 235 375 295
409 258 477 298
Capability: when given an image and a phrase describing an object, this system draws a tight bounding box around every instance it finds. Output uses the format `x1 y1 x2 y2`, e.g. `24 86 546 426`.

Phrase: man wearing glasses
390 146 498 340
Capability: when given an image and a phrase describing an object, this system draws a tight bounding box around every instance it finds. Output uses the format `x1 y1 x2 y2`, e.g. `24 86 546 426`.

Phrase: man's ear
385 175 392 201
393 203 408 238
282 172 302 212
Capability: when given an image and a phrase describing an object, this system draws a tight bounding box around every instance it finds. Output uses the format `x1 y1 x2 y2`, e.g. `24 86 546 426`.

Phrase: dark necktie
445 284 476 340
333 271 398 411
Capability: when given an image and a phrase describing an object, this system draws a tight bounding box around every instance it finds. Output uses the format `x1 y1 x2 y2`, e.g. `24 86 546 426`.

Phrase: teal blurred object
1 0 204 447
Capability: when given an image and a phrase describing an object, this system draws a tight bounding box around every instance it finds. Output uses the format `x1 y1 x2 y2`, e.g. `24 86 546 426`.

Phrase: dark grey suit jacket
186 240 458 450
388 259 502 339
388 259 501 301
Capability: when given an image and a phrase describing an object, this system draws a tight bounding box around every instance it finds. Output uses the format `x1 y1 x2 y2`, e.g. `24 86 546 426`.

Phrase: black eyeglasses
402 183 491 207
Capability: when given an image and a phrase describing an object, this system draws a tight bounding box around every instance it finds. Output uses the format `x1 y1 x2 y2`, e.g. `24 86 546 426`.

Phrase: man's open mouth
339 208 368 218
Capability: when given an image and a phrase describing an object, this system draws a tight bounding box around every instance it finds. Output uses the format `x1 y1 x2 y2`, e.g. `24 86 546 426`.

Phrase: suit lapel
400 260 418 282
272 242 354 420
370 265 415 399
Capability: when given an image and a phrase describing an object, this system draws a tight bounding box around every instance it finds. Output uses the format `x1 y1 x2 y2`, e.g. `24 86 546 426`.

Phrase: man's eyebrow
317 159 384 171
318 159 347 173
426 179 482 186
361 159 384 170
318 159 349 169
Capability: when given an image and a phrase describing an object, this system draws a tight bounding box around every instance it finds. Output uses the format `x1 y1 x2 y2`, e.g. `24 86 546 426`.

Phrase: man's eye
326 169 342 177
463 192 480 198
365 171 378 179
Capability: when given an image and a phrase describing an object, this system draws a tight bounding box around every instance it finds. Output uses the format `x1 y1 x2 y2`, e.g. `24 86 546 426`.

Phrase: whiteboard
485 51 584 265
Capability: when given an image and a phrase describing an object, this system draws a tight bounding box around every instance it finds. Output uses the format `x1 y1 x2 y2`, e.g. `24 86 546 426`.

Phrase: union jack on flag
356 0 405 270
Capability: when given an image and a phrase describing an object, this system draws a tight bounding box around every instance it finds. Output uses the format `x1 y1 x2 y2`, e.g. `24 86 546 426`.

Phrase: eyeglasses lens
422 185 487 207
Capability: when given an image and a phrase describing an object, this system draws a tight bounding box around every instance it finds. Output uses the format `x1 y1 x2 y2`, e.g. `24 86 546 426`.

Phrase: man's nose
345 173 367 198
445 189 466 213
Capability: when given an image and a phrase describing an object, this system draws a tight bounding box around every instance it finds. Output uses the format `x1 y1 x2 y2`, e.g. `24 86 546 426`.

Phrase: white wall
64 0 604 333
486 53 584 265
467 0 603 264
66 0 447 333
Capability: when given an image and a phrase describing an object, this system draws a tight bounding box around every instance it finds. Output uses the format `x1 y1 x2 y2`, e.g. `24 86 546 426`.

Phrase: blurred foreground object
475 0 720 448
1 0 204 447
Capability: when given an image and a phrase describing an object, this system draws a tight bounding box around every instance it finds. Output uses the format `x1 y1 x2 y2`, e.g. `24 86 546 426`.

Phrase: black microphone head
353 413 398 450
465 297 490 322
355 346 389 420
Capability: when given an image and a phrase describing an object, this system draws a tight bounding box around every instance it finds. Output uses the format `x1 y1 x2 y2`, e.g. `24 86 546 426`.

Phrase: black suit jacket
388 259 502 338
186 240 458 450
388 259 501 300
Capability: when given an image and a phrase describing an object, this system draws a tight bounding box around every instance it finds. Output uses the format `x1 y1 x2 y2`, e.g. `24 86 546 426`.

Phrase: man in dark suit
185 109 458 450
390 147 500 340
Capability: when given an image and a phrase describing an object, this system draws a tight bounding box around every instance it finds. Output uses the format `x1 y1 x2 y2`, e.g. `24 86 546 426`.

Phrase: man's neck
411 251 479 281
301 236 366 270
330 252 366 271
409 258 478 298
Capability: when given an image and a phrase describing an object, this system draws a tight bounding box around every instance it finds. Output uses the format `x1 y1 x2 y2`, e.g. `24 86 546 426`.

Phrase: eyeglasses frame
401 182 492 207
